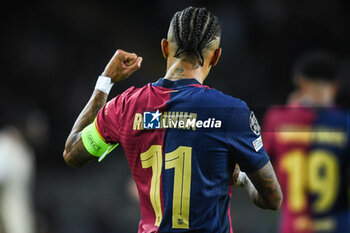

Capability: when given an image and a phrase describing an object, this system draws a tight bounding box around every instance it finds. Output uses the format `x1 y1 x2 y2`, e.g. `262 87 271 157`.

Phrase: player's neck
298 85 336 107
295 80 337 107
164 60 208 84
298 91 335 107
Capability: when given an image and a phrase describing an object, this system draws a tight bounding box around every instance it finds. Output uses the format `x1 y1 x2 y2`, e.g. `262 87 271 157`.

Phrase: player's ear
331 81 339 98
210 48 222 67
161 39 169 59
333 82 339 92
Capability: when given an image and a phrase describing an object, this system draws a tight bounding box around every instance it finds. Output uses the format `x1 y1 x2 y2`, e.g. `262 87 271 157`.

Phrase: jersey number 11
140 145 192 229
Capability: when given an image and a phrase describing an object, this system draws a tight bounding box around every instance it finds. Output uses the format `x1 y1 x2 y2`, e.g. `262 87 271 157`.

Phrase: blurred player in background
0 127 34 233
63 7 282 233
0 106 48 233
263 50 350 233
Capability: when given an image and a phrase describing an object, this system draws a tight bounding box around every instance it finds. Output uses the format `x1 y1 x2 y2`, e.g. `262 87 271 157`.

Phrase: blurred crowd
1 0 349 232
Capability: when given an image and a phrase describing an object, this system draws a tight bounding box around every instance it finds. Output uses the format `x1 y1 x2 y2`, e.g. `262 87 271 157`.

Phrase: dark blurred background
1 0 349 232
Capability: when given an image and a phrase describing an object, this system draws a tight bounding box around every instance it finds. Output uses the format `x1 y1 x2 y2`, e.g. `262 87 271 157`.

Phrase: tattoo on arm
244 162 283 210
64 90 108 167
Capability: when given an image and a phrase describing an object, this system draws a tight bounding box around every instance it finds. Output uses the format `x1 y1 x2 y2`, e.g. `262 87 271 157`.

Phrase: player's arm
233 162 282 210
63 49 142 167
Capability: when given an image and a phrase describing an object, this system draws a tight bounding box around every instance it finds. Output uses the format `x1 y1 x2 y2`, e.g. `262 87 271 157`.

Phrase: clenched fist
101 49 143 83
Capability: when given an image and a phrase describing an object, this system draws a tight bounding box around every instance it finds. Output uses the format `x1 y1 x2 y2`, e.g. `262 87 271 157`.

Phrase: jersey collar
152 78 201 88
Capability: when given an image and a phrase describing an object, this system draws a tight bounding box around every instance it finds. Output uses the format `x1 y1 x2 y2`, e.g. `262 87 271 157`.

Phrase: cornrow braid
179 7 195 51
190 8 206 64
172 12 182 54
170 6 221 67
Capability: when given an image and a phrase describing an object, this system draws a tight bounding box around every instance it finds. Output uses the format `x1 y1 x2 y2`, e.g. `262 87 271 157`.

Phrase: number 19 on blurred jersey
281 149 339 213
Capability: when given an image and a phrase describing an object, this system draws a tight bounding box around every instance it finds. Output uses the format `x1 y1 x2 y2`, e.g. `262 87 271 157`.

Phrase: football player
63 7 282 233
263 50 349 233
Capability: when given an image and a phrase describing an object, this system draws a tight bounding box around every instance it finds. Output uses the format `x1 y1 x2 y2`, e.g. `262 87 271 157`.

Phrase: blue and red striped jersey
263 105 350 233
96 78 270 233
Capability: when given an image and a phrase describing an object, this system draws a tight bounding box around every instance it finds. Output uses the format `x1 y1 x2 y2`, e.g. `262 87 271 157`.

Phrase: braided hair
169 7 221 67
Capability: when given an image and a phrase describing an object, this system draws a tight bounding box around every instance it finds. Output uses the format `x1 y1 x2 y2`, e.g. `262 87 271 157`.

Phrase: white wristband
95 76 114 94
237 171 247 186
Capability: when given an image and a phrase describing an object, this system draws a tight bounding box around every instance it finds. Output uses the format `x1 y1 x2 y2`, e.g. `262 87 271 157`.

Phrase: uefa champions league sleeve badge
249 111 263 152
249 111 261 136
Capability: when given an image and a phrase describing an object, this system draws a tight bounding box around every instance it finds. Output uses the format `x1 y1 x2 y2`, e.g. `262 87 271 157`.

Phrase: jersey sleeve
95 95 122 143
261 107 277 161
225 100 270 173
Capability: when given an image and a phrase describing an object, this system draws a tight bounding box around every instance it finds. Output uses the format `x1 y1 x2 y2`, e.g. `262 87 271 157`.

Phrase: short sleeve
225 100 270 173
96 95 121 143
261 108 277 161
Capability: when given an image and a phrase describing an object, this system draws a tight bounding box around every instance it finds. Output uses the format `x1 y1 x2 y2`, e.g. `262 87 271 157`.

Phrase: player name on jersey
276 125 347 147
133 110 222 130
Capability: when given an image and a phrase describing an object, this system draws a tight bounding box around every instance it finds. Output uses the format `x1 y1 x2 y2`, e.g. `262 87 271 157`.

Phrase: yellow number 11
140 145 192 229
